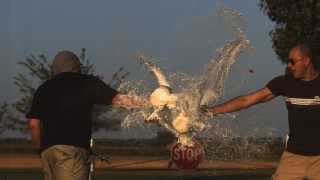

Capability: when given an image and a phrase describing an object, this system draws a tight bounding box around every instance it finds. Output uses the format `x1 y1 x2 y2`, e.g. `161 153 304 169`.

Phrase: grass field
0 153 277 180
0 137 283 160
0 138 280 179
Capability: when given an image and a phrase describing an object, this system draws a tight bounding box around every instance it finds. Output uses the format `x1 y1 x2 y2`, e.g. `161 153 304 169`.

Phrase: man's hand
200 105 211 116
112 94 150 109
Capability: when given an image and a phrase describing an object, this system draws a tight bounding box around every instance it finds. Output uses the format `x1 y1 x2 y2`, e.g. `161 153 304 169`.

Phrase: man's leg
53 145 90 180
272 151 308 180
41 145 90 180
41 147 56 180
307 155 320 180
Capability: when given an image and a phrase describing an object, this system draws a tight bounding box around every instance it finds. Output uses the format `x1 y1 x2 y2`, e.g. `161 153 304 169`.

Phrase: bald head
52 51 81 75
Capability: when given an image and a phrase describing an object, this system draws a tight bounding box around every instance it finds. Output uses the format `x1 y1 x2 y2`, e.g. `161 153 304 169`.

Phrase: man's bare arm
112 94 150 109
28 118 41 148
208 87 275 116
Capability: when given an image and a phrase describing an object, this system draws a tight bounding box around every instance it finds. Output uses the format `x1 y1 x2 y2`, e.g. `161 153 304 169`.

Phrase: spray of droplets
94 6 282 160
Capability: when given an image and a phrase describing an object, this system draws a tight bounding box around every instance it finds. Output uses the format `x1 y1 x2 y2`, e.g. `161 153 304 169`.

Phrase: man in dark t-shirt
202 43 320 180
27 51 147 180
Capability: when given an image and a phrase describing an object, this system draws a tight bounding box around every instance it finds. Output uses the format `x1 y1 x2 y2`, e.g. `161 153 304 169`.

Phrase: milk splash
119 6 250 147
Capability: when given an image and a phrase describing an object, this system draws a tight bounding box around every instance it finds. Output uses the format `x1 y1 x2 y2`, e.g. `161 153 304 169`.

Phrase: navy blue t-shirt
267 74 320 155
26 72 118 152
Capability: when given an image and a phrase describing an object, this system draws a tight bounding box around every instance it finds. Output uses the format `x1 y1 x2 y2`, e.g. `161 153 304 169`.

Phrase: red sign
170 138 204 169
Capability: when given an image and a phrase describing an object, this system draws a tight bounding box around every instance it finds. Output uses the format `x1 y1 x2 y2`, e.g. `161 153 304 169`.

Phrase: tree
6 48 129 133
259 0 320 67
0 102 9 134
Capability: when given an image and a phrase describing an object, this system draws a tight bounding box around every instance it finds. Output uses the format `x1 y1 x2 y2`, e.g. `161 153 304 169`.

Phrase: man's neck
303 67 319 81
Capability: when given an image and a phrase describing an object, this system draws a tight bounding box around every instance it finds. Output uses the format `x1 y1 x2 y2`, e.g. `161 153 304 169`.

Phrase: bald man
28 51 147 180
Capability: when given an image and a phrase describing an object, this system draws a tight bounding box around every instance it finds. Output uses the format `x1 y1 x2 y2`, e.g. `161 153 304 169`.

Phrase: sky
0 0 289 138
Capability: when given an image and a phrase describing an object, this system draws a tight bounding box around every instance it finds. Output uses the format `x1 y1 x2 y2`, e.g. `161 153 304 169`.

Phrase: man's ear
304 57 311 66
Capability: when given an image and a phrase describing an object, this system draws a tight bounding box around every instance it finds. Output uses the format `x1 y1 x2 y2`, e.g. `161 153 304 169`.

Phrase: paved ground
0 154 277 170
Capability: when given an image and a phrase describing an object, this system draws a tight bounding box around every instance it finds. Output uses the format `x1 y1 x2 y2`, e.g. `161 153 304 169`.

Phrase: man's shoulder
54 73 101 83
37 79 51 91
66 73 99 81
80 74 105 85
270 74 293 82
266 74 293 96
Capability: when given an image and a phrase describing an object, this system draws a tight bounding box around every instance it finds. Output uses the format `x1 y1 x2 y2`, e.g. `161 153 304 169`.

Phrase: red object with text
170 138 204 169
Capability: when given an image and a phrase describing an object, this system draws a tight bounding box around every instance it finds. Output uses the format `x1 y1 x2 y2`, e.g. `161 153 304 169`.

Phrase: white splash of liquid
116 6 250 147
96 6 251 147
133 26 249 146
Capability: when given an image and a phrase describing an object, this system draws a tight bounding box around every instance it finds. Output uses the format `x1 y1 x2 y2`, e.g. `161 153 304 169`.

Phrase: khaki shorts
40 145 90 180
272 151 320 180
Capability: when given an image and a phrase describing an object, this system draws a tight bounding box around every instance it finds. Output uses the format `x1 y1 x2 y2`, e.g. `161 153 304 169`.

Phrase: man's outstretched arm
112 94 150 109
207 87 275 116
28 118 41 148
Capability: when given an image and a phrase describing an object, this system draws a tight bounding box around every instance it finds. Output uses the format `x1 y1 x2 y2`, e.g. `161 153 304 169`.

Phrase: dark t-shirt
267 74 320 155
26 72 118 152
